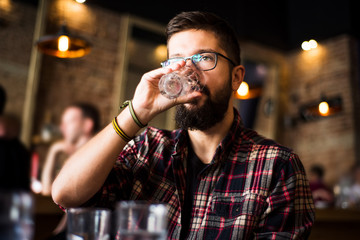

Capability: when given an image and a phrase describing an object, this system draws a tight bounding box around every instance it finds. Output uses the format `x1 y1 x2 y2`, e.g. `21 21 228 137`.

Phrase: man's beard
175 78 233 131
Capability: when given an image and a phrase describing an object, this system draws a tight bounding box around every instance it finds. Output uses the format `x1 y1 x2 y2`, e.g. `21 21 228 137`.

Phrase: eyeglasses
161 52 236 71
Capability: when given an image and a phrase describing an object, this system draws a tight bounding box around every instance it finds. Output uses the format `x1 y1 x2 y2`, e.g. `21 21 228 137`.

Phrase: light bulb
58 35 69 52
302 39 318 51
237 81 249 97
319 101 329 116
301 41 311 51
309 39 318 49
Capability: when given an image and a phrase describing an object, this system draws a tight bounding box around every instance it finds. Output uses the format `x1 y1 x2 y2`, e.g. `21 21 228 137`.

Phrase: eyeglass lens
162 52 218 71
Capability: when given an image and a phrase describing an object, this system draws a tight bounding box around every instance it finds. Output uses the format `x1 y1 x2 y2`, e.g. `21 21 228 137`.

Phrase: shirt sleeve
254 153 315 239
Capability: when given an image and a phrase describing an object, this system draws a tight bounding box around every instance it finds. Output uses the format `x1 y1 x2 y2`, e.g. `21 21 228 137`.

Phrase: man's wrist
129 100 156 126
115 104 143 140
120 100 148 128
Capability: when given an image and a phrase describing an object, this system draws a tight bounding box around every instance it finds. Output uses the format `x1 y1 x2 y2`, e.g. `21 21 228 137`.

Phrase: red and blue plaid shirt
91 108 315 239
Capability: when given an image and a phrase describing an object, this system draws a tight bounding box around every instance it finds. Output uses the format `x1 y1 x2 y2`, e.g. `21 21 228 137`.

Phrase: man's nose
184 57 196 69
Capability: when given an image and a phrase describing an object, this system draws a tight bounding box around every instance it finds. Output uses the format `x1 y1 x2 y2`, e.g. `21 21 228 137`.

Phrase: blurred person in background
0 114 22 139
308 164 334 208
41 102 100 240
1 84 33 239
0 84 30 191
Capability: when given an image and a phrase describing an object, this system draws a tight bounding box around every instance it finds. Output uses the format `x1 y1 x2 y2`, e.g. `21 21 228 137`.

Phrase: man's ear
231 65 245 91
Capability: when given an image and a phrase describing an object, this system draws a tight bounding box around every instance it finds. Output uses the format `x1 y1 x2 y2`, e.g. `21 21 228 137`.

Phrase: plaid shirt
91 108 315 239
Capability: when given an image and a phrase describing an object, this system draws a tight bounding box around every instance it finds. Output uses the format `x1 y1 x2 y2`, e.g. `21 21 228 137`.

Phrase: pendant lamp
36 24 91 58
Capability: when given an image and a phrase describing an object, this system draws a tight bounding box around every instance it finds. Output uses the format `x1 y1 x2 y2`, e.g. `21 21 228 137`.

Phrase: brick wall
0 0 123 135
234 37 359 186
0 1 36 118
281 35 359 186
33 0 122 135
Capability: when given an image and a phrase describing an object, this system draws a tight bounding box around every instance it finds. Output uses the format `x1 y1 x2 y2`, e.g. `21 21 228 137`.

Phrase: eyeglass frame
160 51 236 71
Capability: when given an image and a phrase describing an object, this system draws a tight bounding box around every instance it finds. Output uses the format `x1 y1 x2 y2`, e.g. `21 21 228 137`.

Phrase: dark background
17 0 360 51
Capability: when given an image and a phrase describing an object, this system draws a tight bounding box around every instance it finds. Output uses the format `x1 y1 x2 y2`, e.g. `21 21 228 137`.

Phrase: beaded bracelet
112 117 132 142
120 100 147 128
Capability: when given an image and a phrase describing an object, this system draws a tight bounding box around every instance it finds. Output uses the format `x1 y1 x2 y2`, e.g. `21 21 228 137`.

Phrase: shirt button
194 208 199 214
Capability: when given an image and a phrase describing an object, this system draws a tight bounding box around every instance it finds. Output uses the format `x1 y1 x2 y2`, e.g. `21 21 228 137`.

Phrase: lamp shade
299 96 342 121
36 24 91 58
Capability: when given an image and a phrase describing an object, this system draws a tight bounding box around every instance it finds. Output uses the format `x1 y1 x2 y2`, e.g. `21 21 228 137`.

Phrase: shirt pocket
210 192 267 219
131 176 177 204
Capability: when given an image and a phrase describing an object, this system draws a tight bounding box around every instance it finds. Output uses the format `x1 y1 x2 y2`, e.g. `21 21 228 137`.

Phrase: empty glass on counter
67 208 111 240
115 201 167 240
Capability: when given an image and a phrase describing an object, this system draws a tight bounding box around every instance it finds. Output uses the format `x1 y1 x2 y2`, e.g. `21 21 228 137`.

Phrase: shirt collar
212 108 243 164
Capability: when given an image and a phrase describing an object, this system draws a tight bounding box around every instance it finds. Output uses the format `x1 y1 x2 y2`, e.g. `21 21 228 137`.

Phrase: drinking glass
158 67 202 99
67 208 111 240
115 201 167 240
0 191 34 240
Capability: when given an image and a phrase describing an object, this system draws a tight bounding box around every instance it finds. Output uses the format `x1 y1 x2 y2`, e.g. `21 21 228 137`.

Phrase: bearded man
52 11 314 240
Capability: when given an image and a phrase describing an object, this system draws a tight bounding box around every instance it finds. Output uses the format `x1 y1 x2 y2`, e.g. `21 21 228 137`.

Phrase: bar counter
34 194 63 240
33 195 360 240
310 208 360 240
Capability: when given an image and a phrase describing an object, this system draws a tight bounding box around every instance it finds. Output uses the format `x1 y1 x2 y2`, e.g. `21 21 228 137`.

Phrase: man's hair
71 103 100 133
310 165 324 179
166 11 241 65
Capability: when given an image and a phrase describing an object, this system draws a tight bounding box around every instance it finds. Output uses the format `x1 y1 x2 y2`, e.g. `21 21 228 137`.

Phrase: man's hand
131 62 202 125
